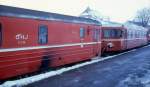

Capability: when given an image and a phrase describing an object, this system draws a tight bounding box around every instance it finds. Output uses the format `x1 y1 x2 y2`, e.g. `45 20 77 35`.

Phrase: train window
131 31 133 38
103 30 111 38
111 30 116 38
96 29 100 41
129 31 131 38
104 29 122 38
80 28 85 38
130 31 133 38
0 23 2 46
116 30 122 38
136 31 138 38
137 32 139 38
38 25 48 44
113 30 121 38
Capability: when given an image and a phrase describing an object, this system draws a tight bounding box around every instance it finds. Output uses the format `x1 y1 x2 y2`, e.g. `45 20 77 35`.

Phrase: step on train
0 5 149 80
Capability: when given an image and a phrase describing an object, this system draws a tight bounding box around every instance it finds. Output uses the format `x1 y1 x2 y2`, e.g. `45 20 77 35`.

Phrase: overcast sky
0 0 150 23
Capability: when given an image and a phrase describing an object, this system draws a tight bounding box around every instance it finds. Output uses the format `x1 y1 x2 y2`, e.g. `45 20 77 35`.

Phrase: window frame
103 29 122 38
38 25 48 45
80 28 85 38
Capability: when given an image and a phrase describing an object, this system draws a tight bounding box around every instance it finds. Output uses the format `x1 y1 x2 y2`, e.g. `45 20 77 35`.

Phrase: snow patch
116 64 150 87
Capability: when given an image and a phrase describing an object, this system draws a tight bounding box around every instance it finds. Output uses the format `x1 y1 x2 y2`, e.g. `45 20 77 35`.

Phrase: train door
80 27 88 47
38 25 50 71
123 29 128 50
80 27 85 43
93 29 100 56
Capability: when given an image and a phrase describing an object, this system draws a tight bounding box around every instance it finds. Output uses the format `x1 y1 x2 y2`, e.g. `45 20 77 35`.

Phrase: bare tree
134 8 150 27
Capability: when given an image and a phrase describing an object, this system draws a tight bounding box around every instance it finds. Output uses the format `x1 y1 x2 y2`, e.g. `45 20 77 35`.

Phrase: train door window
93 29 96 40
0 23 2 46
80 28 85 38
38 25 48 44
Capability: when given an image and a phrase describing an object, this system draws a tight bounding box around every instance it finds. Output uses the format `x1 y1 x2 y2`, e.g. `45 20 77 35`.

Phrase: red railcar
0 5 101 80
101 21 125 53
101 21 148 53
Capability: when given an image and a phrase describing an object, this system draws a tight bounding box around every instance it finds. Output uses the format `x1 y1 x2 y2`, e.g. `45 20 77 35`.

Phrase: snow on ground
0 45 149 87
116 65 150 87
115 45 150 87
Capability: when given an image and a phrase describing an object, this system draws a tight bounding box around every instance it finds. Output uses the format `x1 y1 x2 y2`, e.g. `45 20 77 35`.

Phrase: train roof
0 5 101 25
101 21 123 27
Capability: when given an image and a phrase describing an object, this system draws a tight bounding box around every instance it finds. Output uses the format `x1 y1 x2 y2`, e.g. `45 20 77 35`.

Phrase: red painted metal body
101 23 148 53
101 27 125 53
0 5 101 80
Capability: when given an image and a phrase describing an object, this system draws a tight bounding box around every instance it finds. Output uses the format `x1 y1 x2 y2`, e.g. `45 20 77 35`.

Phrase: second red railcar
101 21 125 53
101 21 148 53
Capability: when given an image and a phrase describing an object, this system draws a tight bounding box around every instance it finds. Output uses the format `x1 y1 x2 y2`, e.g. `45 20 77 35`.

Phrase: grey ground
24 45 150 87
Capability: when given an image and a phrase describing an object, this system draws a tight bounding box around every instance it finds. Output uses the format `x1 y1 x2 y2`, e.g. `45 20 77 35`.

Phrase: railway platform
22 45 150 87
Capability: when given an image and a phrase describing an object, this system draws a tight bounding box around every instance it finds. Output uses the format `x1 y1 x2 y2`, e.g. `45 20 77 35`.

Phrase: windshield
103 29 122 38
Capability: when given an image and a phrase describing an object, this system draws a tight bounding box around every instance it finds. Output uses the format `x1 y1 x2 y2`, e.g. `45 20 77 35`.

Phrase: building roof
0 5 101 25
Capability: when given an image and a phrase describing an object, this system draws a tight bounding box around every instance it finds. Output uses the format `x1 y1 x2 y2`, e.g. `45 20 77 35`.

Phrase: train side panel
0 16 101 80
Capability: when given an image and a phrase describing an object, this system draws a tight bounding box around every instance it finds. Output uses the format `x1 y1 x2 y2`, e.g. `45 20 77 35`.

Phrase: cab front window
103 29 122 38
